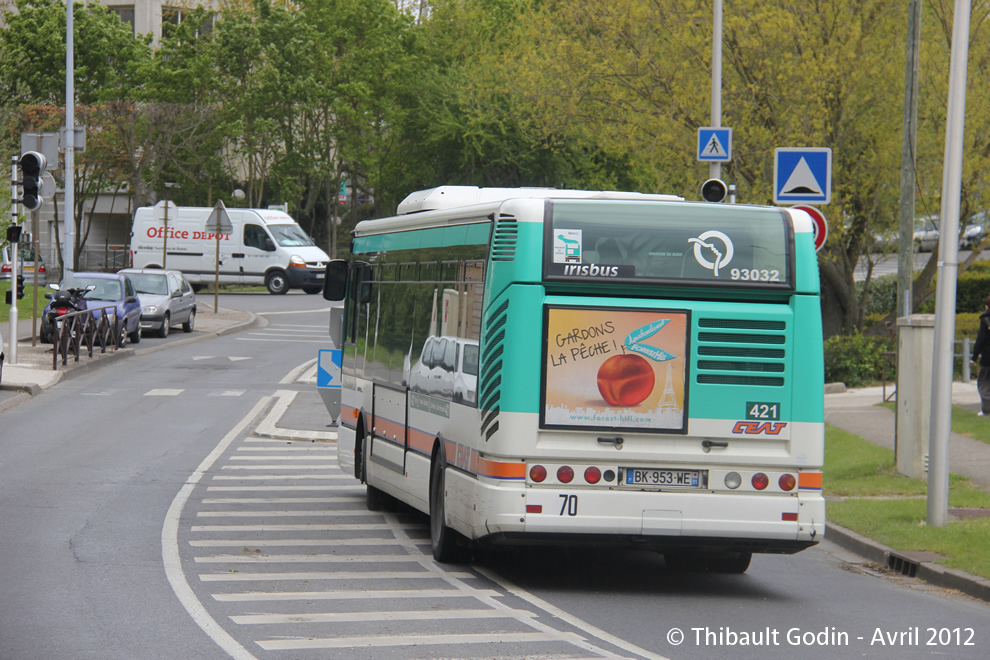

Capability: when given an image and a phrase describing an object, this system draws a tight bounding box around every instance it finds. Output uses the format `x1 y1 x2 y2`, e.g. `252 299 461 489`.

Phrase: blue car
41 272 142 345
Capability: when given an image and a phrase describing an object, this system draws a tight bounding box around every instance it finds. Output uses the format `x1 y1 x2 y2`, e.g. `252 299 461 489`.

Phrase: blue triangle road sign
774 148 832 205
698 127 732 162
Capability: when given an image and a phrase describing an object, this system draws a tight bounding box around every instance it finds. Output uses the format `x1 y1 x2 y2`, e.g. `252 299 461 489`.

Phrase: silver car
1 245 48 285
118 268 196 338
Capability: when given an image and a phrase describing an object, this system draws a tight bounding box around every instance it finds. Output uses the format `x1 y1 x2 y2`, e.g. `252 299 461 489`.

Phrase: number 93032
730 268 779 282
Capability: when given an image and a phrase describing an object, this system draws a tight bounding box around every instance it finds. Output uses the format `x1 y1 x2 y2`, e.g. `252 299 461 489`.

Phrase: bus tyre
362 434 387 512
265 270 289 295
430 454 468 563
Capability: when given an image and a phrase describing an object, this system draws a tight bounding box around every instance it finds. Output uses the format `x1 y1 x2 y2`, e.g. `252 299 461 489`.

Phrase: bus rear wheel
362 433 388 512
430 454 468 563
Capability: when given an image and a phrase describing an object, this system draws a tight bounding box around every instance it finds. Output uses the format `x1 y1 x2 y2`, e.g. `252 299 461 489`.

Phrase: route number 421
559 494 578 516
746 401 780 421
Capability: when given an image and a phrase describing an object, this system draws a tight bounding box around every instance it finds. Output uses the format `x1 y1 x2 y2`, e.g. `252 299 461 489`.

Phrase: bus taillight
529 465 547 483
779 474 796 491
557 466 575 483
584 467 602 484
752 473 769 490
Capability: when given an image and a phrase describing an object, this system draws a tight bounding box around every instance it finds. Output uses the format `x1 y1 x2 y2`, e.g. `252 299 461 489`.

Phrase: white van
130 205 330 294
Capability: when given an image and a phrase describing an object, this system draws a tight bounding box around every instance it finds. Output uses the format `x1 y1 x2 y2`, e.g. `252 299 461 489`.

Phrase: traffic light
19 151 47 211
700 178 728 203
16 274 25 300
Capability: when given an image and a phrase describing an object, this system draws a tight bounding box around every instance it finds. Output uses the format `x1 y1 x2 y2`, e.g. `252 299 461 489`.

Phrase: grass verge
879 400 990 446
0 281 48 325
825 424 990 579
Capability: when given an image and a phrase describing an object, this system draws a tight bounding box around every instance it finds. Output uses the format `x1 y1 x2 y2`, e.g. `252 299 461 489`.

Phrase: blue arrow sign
317 349 342 389
698 127 732 162
774 148 832 204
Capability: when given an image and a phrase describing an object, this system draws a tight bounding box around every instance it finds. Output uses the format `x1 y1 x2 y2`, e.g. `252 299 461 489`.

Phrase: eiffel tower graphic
657 362 681 414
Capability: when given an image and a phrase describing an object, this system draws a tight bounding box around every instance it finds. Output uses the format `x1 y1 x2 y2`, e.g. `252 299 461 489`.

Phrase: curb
826 523 990 603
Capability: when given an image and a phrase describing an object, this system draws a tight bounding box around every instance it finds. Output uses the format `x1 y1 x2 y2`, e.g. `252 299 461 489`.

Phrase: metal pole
709 0 723 182
928 0 971 528
897 0 922 320
64 0 75 276
8 156 18 364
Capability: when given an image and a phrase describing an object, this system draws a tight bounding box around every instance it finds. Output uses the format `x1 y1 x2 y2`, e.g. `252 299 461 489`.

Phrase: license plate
624 468 701 488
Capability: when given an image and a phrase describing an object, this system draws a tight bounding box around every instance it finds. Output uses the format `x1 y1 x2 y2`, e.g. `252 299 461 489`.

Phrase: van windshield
268 224 315 247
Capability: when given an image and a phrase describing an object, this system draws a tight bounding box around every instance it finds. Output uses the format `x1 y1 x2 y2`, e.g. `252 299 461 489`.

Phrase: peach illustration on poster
544 307 688 432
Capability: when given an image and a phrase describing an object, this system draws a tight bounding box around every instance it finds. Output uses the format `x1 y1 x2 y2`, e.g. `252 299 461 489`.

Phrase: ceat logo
732 421 788 435
688 230 734 277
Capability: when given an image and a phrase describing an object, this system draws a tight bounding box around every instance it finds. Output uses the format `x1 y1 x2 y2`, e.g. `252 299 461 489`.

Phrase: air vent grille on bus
491 215 519 262
695 318 787 387
480 299 510 440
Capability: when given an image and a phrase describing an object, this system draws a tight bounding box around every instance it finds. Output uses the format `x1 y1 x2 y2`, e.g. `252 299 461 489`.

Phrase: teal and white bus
323 186 825 572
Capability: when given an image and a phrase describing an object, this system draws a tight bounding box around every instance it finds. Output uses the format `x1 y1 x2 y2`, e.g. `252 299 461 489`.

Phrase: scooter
40 285 93 344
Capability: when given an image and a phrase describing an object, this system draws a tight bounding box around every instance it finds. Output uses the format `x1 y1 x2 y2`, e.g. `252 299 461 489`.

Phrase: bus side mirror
322 260 348 301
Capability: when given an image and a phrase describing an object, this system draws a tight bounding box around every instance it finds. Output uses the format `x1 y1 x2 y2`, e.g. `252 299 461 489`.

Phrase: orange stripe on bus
798 472 823 489
477 457 526 479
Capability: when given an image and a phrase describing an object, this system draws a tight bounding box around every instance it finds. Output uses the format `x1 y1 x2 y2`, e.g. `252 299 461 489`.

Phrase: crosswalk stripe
195 554 414 564
214 588 500 602
191 524 389 532
257 631 583 651
189 536 395 547
201 497 353 504
200 570 473 582
196 509 369 518
220 464 336 470
230 609 525 625
226 455 335 460
210 474 340 480
206 485 353 491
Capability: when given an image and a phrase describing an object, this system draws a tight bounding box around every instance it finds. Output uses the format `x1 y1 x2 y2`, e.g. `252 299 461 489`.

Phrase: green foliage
823 332 894 386
857 273 898 317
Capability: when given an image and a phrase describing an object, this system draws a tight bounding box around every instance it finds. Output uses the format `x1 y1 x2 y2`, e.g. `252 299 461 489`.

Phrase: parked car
41 272 141 345
913 219 940 253
118 268 196 338
0 245 48 285
961 223 986 250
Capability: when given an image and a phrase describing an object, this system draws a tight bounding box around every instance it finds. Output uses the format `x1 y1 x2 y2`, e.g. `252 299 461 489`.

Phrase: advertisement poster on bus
542 306 689 433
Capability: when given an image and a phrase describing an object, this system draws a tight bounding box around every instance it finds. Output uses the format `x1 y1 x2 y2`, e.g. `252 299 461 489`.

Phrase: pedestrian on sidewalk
971 295 990 415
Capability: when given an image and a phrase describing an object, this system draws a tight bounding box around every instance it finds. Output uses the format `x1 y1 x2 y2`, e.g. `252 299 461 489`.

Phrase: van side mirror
264 237 276 252
322 260 348 301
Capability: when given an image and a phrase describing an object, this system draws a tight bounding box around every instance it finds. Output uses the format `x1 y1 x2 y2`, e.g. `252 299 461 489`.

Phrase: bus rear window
544 200 793 289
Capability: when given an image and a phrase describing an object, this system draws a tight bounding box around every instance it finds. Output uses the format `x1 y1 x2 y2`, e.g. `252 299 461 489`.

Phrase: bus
322 185 825 573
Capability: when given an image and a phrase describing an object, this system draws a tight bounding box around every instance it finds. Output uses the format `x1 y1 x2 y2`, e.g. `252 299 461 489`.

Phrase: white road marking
195 553 420 563
214 588 501 602
161 396 269 660
145 388 184 396
189 537 399 547
200 570 473 582
230 609 522 625
257 631 584 651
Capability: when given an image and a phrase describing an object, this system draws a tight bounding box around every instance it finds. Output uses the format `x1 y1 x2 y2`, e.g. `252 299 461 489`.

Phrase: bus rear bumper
456 479 825 553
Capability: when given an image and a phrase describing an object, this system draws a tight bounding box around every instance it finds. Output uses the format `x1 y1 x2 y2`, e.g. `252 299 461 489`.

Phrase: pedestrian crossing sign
774 147 832 205
698 127 732 162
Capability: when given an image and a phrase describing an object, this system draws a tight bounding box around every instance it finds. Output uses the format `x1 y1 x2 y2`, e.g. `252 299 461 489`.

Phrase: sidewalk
825 381 990 487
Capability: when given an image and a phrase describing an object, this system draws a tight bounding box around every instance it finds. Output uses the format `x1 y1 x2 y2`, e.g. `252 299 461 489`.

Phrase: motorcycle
40 285 93 344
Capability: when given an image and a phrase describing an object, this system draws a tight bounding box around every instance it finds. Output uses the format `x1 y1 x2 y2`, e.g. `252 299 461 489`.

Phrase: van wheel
430 452 469 563
157 313 170 338
265 270 289 295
